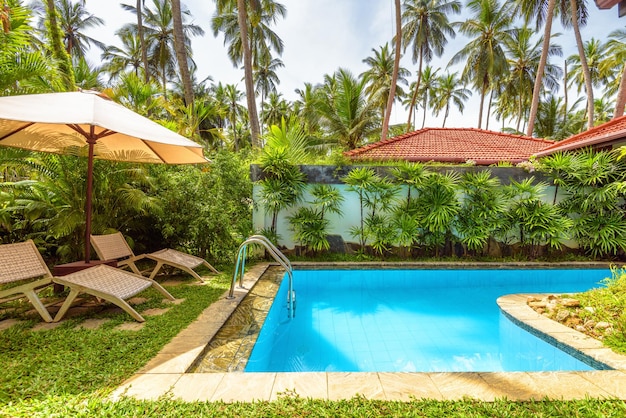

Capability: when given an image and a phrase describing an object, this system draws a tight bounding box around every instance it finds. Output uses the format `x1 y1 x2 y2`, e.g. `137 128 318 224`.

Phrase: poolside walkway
110 263 626 402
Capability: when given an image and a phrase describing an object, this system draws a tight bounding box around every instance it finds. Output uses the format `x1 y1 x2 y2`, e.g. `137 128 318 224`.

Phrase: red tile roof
344 128 554 165
534 115 626 157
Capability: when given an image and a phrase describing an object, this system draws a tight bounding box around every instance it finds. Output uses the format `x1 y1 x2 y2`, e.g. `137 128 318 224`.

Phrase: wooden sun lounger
90 232 218 283
0 240 54 322
0 240 175 323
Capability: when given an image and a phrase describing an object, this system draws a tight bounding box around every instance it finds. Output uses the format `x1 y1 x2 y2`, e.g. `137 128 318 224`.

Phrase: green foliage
287 184 344 254
145 150 252 263
456 170 506 254
541 149 626 258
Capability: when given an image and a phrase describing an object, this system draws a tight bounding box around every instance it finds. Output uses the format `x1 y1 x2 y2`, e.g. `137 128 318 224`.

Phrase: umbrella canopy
0 91 208 261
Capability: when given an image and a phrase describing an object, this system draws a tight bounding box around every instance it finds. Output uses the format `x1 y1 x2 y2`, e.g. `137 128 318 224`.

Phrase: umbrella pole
84 136 96 263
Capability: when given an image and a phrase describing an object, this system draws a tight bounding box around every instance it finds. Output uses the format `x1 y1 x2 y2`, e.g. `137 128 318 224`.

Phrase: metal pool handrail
227 235 295 318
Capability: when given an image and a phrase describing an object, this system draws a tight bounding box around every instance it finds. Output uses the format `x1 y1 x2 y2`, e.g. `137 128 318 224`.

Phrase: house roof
344 128 554 165
534 115 626 157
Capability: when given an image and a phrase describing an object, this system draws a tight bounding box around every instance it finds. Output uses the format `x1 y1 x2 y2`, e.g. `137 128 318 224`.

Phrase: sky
83 0 626 130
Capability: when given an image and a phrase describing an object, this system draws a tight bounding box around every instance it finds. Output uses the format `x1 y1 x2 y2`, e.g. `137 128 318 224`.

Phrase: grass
2 263 626 416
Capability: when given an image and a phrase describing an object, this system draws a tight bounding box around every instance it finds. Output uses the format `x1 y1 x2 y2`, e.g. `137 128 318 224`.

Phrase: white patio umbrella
0 90 208 262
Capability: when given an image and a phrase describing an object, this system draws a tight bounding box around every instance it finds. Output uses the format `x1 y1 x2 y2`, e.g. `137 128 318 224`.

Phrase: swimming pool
245 268 610 373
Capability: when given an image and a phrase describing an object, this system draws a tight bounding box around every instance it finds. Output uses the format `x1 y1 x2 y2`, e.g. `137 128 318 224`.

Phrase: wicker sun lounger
0 240 175 322
0 240 54 322
90 232 218 283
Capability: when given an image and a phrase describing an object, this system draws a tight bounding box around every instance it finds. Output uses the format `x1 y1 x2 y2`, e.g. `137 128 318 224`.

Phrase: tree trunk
614 63 626 118
171 0 194 107
381 0 401 141
45 0 75 91
526 0 556 137
570 0 594 129
137 0 150 83
563 59 569 126
406 54 424 132
237 0 261 148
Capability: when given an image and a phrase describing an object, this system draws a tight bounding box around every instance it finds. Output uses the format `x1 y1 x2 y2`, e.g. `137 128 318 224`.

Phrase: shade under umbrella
0 90 208 261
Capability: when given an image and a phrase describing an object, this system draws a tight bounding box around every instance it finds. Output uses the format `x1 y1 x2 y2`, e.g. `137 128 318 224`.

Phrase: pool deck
110 262 626 402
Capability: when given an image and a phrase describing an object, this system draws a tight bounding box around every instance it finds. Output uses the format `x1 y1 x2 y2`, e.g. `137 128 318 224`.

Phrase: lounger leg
203 260 219 274
150 281 176 301
23 289 53 322
126 261 143 276
148 261 165 280
53 288 80 322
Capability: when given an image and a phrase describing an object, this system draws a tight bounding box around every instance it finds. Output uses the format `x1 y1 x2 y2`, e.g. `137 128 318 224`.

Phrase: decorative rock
529 301 547 308
584 306 595 314
584 320 597 329
595 321 612 330
576 325 587 333
555 310 570 322
560 298 581 307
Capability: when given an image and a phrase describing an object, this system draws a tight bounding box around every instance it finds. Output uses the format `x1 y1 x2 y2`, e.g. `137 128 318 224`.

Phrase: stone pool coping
110 262 626 402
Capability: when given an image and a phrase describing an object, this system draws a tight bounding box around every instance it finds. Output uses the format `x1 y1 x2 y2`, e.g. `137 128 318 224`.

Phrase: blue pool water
245 268 611 373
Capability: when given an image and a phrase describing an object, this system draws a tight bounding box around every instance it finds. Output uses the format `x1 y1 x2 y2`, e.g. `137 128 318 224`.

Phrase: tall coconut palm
401 0 461 131
361 43 409 124
171 0 193 106
315 69 379 150
136 0 150 83
566 38 606 102
213 0 286 148
120 0 204 97
294 82 321 136
44 0 74 90
101 30 144 80
261 91 289 128
604 28 626 118
501 26 562 132
431 72 471 127
568 0 593 130
55 0 105 58
416 65 439 128
449 0 513 129
382 0 402 141
254 55 284 118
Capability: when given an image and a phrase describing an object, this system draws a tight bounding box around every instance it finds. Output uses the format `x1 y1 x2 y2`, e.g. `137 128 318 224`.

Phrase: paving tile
0 319 23 331
327 372 385 400
170 373 225 401
75 318 109 330
110 373 181 401
139 347 205 374
524 372 612 400
378 372 443 401
115 322 144 331
577 370 626 398
479 372 546 400
271 372 327 400
210 372 276 402
428 372 502 401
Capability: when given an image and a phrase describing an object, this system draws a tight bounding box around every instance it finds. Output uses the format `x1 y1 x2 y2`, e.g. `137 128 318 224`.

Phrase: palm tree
212 0 286 149
604 28 626 117
449 0 513 129
120 0 204 96
501 26 562 132
261 91 289 128
600 29 626 118
567 38 606 101
416 65 439 128
171 0 194 106
315 69 379 150
101 30 143 80
382 0 402 141
294 82 321 136
254 55 284 118
361 43 409 124
136 0 150 83
431 72 471 127
55 0 105 58
568 0 593 130
44 0 75 90
401 0 461 131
